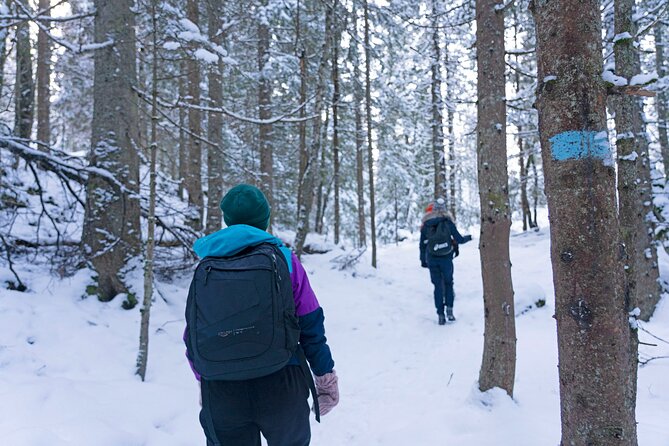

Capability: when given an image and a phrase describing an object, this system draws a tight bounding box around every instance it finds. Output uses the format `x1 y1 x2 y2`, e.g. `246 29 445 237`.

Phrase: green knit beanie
220 184 271 230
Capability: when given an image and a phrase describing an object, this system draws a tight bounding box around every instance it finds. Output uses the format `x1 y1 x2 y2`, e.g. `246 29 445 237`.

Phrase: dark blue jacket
420 217 472 264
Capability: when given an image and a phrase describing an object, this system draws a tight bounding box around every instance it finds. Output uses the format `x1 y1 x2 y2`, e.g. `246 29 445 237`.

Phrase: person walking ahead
184 184 339 446
420 198 472 325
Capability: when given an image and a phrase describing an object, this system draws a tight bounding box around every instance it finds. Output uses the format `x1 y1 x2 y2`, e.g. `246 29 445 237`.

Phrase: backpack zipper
271 252 281 292
204 266 212 285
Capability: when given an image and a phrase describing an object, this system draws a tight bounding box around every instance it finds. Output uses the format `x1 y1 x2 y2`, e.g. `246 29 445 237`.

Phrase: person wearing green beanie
187 183 338 445
219 183 271 230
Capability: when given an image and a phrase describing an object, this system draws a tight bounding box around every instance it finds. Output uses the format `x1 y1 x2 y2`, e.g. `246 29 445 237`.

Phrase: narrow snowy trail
1 228 668 445
308 230 561 445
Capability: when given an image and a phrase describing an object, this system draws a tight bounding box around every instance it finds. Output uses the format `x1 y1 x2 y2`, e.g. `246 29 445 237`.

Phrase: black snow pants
200 365 311 446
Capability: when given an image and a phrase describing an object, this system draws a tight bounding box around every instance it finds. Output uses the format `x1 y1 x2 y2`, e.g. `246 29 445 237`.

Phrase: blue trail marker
549 130 612 165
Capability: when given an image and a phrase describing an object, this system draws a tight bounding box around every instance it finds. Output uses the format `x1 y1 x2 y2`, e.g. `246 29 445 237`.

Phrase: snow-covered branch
14 1 112 53
134 87 318 125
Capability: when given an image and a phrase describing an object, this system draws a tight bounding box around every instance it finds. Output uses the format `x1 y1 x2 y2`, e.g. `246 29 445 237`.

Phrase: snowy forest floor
1 218 669 445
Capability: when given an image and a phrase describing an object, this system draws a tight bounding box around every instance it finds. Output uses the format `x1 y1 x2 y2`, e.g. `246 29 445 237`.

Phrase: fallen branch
1 134 197 257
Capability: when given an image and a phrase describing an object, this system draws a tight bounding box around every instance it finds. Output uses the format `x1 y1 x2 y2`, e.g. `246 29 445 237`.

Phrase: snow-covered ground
1 224 668 445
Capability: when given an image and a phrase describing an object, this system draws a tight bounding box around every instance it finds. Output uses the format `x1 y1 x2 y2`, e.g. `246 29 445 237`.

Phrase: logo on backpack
185 243 300 381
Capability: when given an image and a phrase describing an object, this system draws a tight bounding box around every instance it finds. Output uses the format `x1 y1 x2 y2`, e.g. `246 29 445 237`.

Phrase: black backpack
426 219 454 257
185 243 300 381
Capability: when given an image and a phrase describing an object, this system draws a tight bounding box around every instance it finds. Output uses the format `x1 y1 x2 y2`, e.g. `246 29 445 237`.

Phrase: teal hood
193 225 292 271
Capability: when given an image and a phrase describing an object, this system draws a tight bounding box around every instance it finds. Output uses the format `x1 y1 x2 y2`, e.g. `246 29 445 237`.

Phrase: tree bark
178 62 187 200
296 46 308 230
655 23 669 174
14 17 34 141
332 0 341 245
205 0 224 234
363 0 377 267
430 0 447 201
476 0 516 397
185 0 203 230
351 12 366 248
613 0 660 322
294 2 333 256
513 11 534 231
531 0 638 443
314 109 329 235
258 0 273 224
36 0 51 149
445 49 457 219
82 0 141 302
0 0 8 95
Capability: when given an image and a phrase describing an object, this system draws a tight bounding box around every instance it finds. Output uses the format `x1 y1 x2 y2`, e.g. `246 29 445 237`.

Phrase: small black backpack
185 243 300 381
426 219 454 257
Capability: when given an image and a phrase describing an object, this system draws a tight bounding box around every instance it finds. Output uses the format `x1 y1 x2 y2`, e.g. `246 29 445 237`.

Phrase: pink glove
314 370 339 416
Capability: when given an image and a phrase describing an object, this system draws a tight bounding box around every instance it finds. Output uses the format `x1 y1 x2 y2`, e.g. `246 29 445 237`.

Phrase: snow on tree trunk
178 64 187 200
0 0 8 94
364 0 377 268
137 0 160 381
83 0 141 302
430 0 447 202
531 0 638 443
612 0 660 322
14 18 34 141
332 0 341 245
185 0 203 230
476 0 516 397
446 50 457 219
295 2 333 256
655 23 669 173
36 0 51 149
258 0 273 225
351 12 367 248
205 1 224 235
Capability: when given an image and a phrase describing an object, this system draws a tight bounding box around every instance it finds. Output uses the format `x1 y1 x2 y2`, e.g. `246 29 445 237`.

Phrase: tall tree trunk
296 47 308 228
0 0 8 94
445 49 457 219
529 153 539 225
430 0 447 201
351 12 366 248
518 131 535 230
137 0 160 381
36 0 51 149
14 17 34 140
363 0 377 267
205 0 224 234
531 0 638 444
476 0 516 396
655 23 669 174
83 0 141 302
613 0 660 322
185 0 203 230
294 2 333 256
178 63 187 199
513 10 533 231
258 0 273 224
332 0 341 245
314 109 329 235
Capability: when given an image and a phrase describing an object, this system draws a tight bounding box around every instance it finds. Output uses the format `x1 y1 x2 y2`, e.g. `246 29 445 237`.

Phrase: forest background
1 0 668 445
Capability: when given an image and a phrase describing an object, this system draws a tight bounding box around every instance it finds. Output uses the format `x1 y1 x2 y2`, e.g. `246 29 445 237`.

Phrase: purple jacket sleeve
291 253 335 376
290 252 321 316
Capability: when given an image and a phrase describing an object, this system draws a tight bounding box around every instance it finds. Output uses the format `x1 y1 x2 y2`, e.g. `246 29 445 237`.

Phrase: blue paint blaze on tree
549 131 612 165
